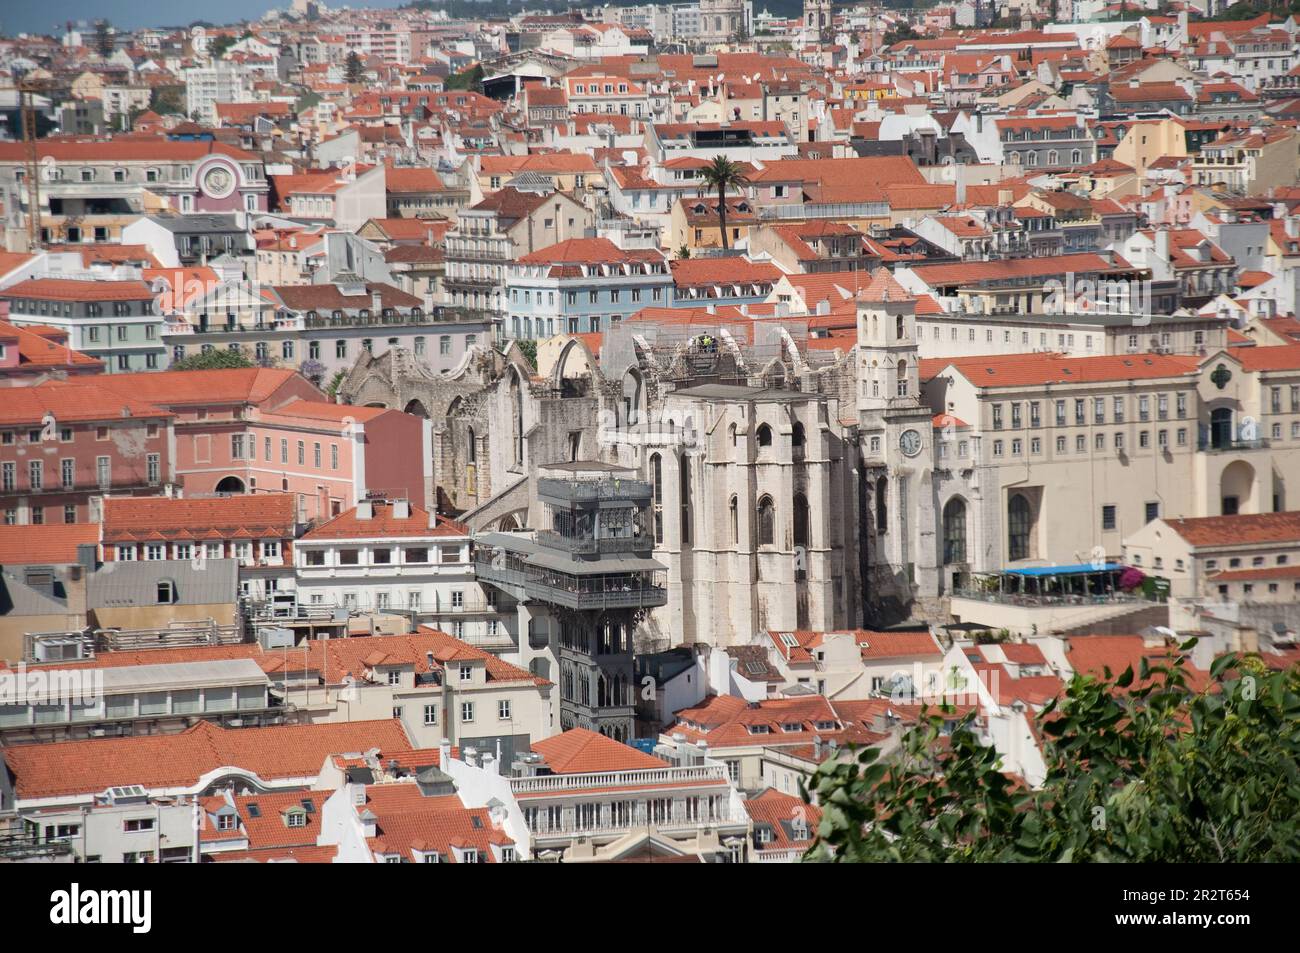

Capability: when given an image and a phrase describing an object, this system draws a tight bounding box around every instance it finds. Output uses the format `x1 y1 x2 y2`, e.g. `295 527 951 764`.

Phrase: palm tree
698 155 751 251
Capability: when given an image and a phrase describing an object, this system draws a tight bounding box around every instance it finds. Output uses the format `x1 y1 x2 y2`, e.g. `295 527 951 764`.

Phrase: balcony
537 477 652 503
1198 437 1269 452
0 830 74 861
535 530 651 555
511 763 727 794
474 557 667 611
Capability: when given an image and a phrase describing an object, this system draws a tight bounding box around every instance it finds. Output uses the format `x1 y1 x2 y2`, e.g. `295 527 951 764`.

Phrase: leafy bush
805 645 1300 862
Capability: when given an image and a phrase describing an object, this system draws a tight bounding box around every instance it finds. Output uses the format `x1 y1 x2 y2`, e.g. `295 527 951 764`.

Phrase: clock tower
856 268 939 614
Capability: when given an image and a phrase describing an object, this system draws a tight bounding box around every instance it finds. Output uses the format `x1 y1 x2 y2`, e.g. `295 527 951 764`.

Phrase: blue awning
1003 563 1123 577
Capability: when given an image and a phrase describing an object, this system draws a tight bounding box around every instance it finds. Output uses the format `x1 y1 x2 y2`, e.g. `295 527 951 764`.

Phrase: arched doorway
215 476 246 494
1221 460 1255 515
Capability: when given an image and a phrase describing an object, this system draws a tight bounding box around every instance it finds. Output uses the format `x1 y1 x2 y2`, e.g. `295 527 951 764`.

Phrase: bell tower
803 0 833 40
856 268 939 615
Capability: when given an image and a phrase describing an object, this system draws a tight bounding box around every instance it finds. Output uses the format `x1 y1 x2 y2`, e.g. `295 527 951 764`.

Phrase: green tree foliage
149 86 185 117
444 64 484 92
883 23 920 46
805 645 1300 862
697 156 751 252
94 21 114 58
515 339 538 370
345 51 364 84
325 369 347 399
208 34 237 60
171 349 255 371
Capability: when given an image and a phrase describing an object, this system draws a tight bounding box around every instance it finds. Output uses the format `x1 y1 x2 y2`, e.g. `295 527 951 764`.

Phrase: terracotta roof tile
0 523 99 565
0 380 171 427
531 727 668 773
3 719 413 800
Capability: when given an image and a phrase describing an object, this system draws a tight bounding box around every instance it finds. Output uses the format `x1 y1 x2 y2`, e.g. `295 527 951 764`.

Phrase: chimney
1155 228 1170 265
438 736 451 767
358 807 378 838
371 290 383 313
392 499 410 519
480 752 497 775
356 500 373 520
65 565 88 621
812 735 822 759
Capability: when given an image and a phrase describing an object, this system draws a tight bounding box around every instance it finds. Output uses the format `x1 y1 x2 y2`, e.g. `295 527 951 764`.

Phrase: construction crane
18 77 51 250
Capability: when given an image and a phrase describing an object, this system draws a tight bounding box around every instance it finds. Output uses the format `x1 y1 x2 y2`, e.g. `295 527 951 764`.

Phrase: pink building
0 380 174 526
94 369 431 521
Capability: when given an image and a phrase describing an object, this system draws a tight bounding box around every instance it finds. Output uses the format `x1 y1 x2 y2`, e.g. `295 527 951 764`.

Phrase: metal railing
953 588 1145 608
1198 437 1269 452
535 531 650 555
0 831 74 861
536 477 653 501
511 763 726 794
757 201 889 221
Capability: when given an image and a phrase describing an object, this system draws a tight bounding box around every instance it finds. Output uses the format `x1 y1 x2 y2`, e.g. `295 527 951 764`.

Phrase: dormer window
781 722 802 732
814 721 837 731
748 724 770 735
285 810 307 828
216 813 236 831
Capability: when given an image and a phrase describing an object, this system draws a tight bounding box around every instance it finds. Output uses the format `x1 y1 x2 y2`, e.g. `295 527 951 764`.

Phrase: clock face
899 429 922 458
201 165 235 198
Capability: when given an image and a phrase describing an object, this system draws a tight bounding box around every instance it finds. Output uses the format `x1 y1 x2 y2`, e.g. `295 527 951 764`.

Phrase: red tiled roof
517 237 663 265
1235 343 1300 372
361 786 513 862
906 251 1132 286
920 351 1199 388
269 282 421 312
530 727 668 773
102 494 296 542
3 719 414 799
1067 635 1210 693
0 380 171 427
0 523 99 565
0 136 258 163
0 278 154 302
93 368 319 408
1162 511 1300 548
743 787 822 853
0 320 102 371
303 501 467 540
669 257 781 286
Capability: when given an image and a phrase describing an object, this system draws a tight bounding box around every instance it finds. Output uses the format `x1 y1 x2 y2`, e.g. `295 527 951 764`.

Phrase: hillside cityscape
0 0 1294 874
